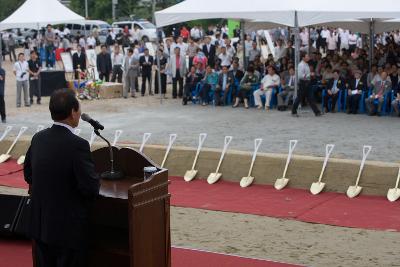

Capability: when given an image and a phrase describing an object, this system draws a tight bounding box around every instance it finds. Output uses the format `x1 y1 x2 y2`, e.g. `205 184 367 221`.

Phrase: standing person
291 54 321 117
24 89 100 267
0 66 6 123
13 53 30 108
8 34 17 62
169 47 186 98
202 37 216 67
96 45 112 82
28 51 41 105
139 48 154 96
154 49 168 98
123 48 139 98
111 45 124 83
44 24 55 68
72 45 87 79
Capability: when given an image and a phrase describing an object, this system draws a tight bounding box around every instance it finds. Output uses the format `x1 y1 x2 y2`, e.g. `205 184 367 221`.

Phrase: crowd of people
1 23 400 119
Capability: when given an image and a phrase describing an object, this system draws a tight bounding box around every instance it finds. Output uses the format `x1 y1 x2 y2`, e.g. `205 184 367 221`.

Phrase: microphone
81 113 105 130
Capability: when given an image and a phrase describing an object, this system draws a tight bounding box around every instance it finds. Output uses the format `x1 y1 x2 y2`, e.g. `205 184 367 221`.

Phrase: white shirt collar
53 122 75 133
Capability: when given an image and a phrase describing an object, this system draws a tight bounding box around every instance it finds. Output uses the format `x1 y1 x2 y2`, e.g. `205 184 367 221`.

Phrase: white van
111 20 161 42
65 20 111 37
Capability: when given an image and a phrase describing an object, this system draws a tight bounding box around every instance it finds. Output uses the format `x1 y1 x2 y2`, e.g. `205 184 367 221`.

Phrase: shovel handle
355 145 372 186
6 126 28 155
0 126 13 142
215 136 233 173
318 144 335 181
139 133 152 153
282 140 298 178
112 130 123 146
74 128 81 136
161 134 177 168
191 133 207 170
89 130 97 147
395 167 400 189
247 138 263 177
36 125 45 133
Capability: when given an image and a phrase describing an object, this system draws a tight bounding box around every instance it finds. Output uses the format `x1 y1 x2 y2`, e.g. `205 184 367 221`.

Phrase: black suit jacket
96 52 112 74
139 55 154 75
72 52 87 71
349 78 366 92
202 44 216 66
327 78 346 92
0 68 5 96
24 125 99 250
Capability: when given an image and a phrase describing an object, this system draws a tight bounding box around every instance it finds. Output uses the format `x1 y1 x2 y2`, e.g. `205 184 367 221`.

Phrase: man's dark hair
30 50 37 55
18 53 24 57
100 44 106 49
128 48 133 54
49 89 79 121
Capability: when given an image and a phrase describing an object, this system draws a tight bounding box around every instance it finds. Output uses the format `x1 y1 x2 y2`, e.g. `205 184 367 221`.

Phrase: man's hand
0 75 3 81
348 89 352 95
327 90 332 95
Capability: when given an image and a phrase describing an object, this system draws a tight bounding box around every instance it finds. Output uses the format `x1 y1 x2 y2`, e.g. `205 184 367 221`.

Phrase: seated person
233 66 258 109
200 65 219 106
229 61 244 98
324 69 345 113
365 72 392 116
346 69 365 114
277 66 295 111
214 65 234 106
183 66 203 105
253 66 280 110
391 82 400 117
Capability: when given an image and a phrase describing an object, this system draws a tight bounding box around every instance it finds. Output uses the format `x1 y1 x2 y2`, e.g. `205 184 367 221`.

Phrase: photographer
13 53 30 107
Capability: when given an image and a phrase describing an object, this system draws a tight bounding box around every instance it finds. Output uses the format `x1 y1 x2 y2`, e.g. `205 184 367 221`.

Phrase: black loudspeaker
0 194 25 236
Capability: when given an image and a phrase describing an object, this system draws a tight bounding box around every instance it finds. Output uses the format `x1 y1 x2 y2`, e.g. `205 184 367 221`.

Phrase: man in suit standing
214 65 234 106
72 45 86 79
123 48 139 98
24 89 100 267
0 66 6 123
169 47 186 98
139 48 154 96
96 45 112 82
202 37 216 68
365 72 392 116
346 70 365 114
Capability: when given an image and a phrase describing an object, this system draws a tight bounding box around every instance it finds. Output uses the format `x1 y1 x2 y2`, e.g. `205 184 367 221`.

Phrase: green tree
0 0 25 21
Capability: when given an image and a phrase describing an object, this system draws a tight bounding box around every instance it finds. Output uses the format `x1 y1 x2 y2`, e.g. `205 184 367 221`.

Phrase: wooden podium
89 147 171 267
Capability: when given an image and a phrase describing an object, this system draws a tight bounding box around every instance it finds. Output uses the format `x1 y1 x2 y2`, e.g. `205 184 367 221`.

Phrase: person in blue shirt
0 67 6 123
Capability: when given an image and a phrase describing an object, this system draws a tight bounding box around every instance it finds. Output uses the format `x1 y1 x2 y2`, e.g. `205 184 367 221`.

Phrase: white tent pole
369 18 375 72
294 11 300 99
0 32 3 68
240 20 245 69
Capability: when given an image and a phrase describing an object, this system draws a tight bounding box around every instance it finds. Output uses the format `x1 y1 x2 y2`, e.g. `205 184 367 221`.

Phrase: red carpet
0 240 300 267
0 160 23 176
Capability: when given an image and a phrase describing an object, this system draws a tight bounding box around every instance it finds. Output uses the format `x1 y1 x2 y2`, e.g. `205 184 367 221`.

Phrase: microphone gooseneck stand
94 129 124 180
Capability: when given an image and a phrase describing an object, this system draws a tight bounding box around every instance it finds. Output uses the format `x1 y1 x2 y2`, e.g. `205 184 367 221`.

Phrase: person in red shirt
180 26 190 42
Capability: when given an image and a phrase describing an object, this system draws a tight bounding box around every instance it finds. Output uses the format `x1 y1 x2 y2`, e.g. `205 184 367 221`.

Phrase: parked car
65 20 111 38
111 19 163 42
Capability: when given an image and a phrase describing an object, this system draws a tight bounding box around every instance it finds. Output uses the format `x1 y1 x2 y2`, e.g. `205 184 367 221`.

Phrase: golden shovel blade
240 176 254 188
310 181 326 195
0 154 11 164
274 178 289 190
184 170 198 182
387 188 400 202
207 173 222 184
346 185 363 198
17 155 25 165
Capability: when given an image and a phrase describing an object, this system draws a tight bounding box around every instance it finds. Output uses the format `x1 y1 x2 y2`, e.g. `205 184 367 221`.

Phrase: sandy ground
1 186 399 267
1 56 400 162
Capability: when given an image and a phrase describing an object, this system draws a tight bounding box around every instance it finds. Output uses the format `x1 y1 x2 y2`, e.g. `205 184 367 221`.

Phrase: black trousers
34 239 87 267
201 83 212 103
172 70 183 98
214 88 229 105
0 95 5 121
347 94 361 114
324 92 339 111
141 72 152 95
292 80 320 115
99 72 110 82
111 65 123 83
29 79 41 102
154 71 167 94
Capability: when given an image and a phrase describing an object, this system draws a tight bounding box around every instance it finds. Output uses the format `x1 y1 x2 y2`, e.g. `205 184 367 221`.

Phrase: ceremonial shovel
89 130 97 148
184 133 207 182
310 144 335 195
387 167 400 202
346 145 372 198
74 128 81 136
0 126 13 142
274 140 298 190
112 130 123 146
240 138 263 188
161 134 177 168
0 126 28 164
207 136 233 184
139 133 152 153
17 125 45 165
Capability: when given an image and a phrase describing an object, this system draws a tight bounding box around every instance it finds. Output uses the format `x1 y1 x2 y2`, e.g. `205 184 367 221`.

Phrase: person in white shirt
172 37 188 56
63 27 70 37
87 34 96 49
78 35 86 50
327 31 338 55
244 35 253 66
224 39 236 58
13 53 30 107
320 27 330 53
348 31 358 52
275 39 287 60
253 66 281 110
190 26 201 41
299 28 309 47
218 46 232 67
339 29 349 51
111 45 124 83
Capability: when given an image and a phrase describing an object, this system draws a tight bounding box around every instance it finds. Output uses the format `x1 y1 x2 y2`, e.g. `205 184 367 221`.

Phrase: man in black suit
347 70 365 114
324 69 345 113
214 65 234 106
202 36 216 67
0 66 6 123
24 89 100 267
139 48 154 96
72 45 86 79
96 45 112 82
